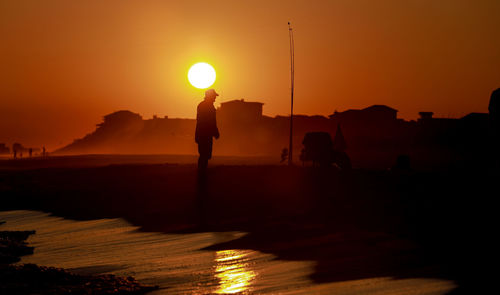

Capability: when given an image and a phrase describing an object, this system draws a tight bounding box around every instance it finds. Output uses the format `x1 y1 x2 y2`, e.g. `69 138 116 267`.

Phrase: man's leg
207 137 213 160
198 139 210 170
198 155 208 170
196 140 209 227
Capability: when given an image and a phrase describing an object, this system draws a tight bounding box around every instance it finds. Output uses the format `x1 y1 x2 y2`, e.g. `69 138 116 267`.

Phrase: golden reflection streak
214 250 257 294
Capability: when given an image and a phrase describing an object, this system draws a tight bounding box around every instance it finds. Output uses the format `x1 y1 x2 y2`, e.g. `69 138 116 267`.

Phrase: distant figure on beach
42 146 46 157
29 148 32 158
13 149 17 159
195 89 220 169
280 148 288 163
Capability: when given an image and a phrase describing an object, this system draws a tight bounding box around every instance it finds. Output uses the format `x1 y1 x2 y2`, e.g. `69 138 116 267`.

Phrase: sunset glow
1 0 500 150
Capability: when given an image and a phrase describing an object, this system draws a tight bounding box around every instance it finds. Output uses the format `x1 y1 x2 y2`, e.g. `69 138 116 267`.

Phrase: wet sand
0 210 456 294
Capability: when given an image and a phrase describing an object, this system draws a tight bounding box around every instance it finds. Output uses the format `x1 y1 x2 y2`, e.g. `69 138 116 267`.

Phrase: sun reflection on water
214 250 257 294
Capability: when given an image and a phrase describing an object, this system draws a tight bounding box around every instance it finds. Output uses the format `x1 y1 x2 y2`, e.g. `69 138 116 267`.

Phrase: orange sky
1 0 500 150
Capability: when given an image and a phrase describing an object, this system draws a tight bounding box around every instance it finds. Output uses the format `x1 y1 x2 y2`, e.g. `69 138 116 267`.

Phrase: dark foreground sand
0 155 496 294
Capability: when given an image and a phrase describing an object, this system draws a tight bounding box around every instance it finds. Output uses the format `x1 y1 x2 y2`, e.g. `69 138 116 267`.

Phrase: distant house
97 110 143 127
418 112 434 122
217 99 264 124
460 112 489 123
413 112 492 146
326 105 402 149
416 111 458 136
329 105 398 124
363 105 398 121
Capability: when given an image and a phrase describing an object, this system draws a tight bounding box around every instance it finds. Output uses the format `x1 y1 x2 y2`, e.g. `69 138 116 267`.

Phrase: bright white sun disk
188 62 216 89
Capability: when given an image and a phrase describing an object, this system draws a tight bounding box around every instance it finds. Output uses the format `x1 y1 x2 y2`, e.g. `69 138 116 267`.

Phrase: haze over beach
1 0 500 149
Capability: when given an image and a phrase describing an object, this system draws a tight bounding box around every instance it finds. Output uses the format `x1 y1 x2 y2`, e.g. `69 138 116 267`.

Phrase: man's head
204 89 219 103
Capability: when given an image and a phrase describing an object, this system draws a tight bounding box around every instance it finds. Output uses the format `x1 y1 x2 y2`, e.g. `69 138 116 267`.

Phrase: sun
188 62 216 89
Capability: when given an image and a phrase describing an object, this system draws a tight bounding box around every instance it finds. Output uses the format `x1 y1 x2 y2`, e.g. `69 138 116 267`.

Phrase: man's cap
205 89 219 98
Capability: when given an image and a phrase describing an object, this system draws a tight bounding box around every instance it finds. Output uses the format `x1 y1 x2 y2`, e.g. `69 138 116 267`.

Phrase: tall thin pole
288 22 295 166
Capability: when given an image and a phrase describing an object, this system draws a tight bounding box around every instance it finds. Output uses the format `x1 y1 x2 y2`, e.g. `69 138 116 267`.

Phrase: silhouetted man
195 89 220 169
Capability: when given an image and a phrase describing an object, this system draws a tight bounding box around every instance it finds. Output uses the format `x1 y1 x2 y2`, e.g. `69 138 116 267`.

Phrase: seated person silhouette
195 89 220 170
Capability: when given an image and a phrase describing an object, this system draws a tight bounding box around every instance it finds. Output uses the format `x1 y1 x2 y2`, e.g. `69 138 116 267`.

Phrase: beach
0 155 495 294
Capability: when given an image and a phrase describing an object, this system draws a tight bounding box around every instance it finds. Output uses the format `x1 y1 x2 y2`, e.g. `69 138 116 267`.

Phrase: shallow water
0 210 456 294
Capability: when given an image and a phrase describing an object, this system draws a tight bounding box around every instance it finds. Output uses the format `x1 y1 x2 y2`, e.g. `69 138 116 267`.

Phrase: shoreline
0 224 158 294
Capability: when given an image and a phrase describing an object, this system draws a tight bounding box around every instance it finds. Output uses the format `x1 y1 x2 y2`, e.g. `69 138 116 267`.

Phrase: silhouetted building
54 100 493 170
329 105 398 123
363 105 398 121
98 110 143 127
217 99 263 124
414 112 458 146
57 110 196 155
460 112 489 123
328 105 403 150
417 112 457 127
418 112 434 122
